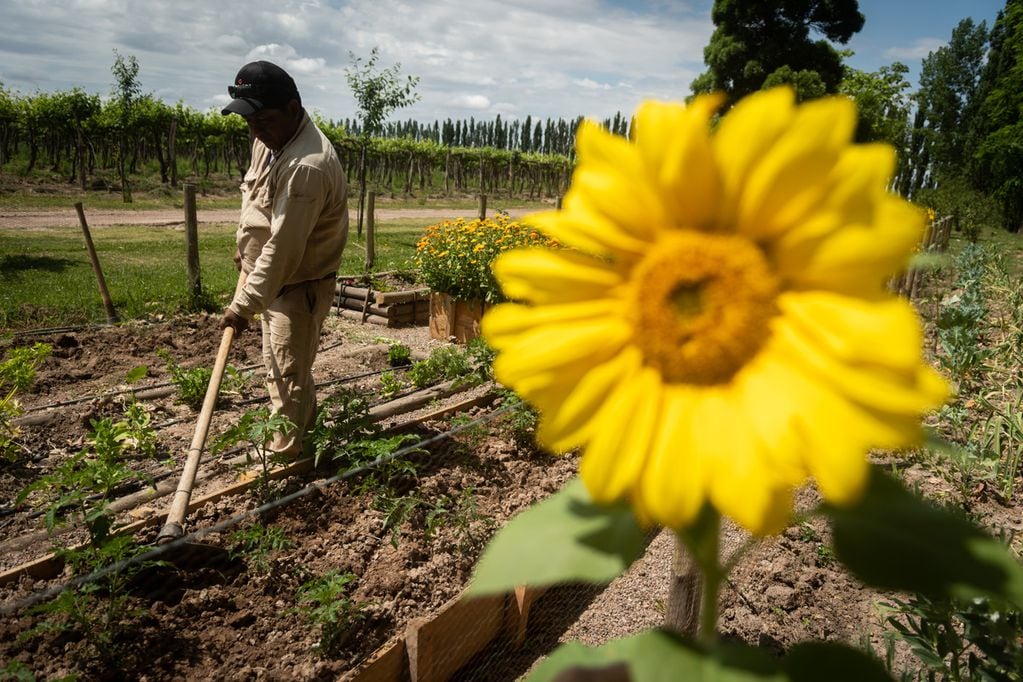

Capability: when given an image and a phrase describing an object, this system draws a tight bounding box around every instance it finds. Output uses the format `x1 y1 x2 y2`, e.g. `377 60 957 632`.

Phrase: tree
346 47 420 237
969 1 1023 230
692 0 864 104
839 62 911 145
111 50 141 203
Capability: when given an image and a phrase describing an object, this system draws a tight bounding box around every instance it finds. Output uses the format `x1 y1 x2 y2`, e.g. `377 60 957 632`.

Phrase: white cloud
0 0 713 122
453 94 491 110
884 38 946 61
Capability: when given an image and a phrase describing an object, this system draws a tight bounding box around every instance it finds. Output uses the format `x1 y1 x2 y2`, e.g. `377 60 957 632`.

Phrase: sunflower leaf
825 469 1023 607
468 478 646 596
526 630 890 682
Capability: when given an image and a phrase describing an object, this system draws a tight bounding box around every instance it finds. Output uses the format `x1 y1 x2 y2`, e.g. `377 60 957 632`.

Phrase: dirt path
0 206 536 229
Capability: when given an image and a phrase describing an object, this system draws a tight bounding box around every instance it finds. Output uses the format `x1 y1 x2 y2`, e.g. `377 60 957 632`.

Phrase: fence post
478 193 487 221
365 191 376 271
184 184 203 308
74 202 119 324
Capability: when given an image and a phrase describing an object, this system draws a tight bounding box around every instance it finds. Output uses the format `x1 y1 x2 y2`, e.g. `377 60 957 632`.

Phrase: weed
499 390 540 450
0 660 36 681
296 571 366 656
798 522 819 544
814 544 836 568
227 523 292 574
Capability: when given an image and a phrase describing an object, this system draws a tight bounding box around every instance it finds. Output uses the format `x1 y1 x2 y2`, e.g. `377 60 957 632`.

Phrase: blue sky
0 0 1008 125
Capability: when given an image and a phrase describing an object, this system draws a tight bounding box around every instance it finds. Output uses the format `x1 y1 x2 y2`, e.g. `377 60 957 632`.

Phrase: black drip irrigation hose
0 402 515 617
21 345 397 415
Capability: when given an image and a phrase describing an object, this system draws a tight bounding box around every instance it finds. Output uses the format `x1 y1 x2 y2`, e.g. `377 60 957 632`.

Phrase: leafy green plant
19 416 143 543
425 486 494 555
296 571 366 655
0 659 36 681
156 348 212 409
386 343 412 367
378 370 406 398
0 342 51 463
408 345 474 388
498 390 540 450
228 523 292 574
16 412 151 665
374 493 423 548
881 593 1023 680
156 349 248 410
309 387 378 466
449 413 487 449
936 245 992 390
211 408 294 501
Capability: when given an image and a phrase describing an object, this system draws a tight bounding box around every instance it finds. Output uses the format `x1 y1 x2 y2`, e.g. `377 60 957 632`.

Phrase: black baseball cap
222 61 300 116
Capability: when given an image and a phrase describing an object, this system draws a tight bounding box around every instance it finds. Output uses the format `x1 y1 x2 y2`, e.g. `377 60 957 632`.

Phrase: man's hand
233 248 243 272
221 309 249 335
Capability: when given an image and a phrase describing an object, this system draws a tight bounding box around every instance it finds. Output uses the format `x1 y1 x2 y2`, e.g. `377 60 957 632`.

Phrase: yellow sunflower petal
635 386 707 529
772 300 948 415
538 347 644 452
634 95 724 232
737 95 856 239
572 123 667 240
493 248 622 305
780 197 924 296
580 367 663 503
483 300 623 350
713 87 796 229
691 390 793 535
527 206 649 259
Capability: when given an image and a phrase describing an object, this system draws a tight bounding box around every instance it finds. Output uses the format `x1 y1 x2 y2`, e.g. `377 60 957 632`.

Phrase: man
221 60 348 459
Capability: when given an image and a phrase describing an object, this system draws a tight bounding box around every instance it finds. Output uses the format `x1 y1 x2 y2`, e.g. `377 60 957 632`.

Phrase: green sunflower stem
676 507 722 645
698 513 722 644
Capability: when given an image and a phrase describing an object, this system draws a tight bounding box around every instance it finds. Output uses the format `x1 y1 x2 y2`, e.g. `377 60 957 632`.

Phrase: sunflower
482 88 948 535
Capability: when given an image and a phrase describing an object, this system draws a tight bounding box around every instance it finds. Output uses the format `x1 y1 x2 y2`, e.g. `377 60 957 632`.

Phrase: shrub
412 214 558 303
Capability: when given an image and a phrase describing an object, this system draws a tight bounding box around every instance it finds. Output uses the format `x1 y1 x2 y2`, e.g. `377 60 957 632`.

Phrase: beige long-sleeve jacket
229 111 348 319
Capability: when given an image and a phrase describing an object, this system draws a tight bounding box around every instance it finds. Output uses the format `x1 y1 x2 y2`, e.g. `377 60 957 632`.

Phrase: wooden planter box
335 281 431 328
428 292 492 343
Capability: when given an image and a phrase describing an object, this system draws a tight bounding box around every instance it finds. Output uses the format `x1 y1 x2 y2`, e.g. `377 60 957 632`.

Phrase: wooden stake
478 193 487 220
365 191 376 271
184 184 203 308
74 201 119 324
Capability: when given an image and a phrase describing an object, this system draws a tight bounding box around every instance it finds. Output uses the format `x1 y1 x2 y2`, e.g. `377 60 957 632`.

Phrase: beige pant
261 277 336 457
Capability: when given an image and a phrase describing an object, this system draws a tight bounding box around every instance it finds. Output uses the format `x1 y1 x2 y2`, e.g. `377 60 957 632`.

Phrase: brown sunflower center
628 231 779 385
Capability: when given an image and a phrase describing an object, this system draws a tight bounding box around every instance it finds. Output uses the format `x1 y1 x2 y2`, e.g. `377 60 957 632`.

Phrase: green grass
0 219 429 330
0 192 242 211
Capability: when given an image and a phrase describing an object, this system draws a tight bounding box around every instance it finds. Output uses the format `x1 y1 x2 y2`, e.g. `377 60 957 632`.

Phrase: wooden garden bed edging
335 282 431 328
342 584 548 682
